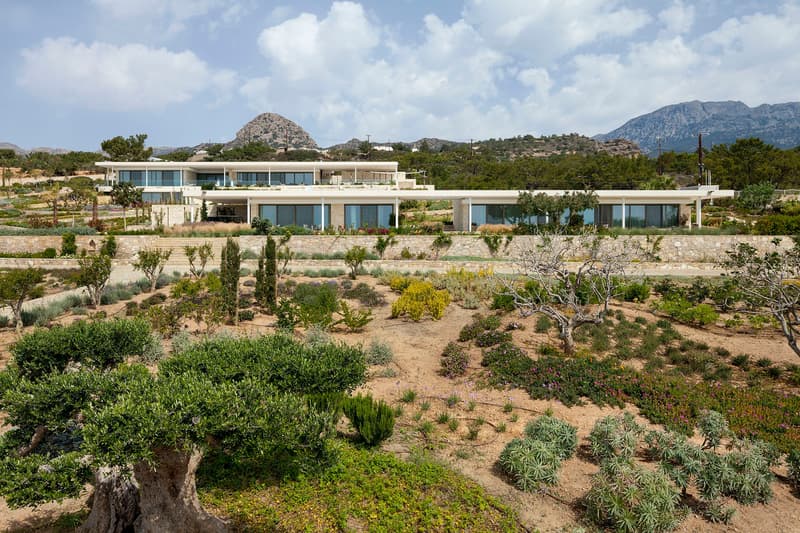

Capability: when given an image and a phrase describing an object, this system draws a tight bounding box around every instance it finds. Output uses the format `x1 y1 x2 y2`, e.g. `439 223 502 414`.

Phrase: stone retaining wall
1 234 794 264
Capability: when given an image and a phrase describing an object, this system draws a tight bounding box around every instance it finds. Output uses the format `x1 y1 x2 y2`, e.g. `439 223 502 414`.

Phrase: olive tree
110 182 141 230
133 248 172 292
76 252 112 308
184 242 214 278
0 268 44 333
722 239 800 357
499 229 640 353
0 326 366 532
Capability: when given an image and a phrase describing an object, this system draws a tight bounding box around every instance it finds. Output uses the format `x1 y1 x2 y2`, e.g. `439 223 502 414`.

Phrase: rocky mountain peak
228 113 318 150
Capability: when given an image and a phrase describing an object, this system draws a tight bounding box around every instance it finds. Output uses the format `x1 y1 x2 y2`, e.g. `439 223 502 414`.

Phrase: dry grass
163 222 251 235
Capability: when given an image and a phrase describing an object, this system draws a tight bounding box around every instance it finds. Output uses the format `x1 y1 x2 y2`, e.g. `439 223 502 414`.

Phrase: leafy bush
498 438 561 492
752 214 800 235
620 281 651 302
342 394 395 446
787 450 800 491
458 314 502 341
60 232 77 256
11 318 152 379
588 412 642 461
342 282 384 307
239 309 255 321
292 282 339 329
0 452 92 508
475 330 512 347
366 339 393 366
698 409 730 449
344 246 368 279
524 415 578 460
440 342 469 378
534 315 552 333
336 301 373 332
655 296 718 326
161 334 366 394
391 281 450 321
585 458 684 533
491 292 516 312
388 276 413 292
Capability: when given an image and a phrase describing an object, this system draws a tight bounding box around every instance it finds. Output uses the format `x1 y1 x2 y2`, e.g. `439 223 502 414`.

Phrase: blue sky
1 1 798 151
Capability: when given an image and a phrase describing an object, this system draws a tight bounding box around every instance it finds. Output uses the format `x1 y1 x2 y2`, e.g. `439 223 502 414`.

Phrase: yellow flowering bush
391 281 450 321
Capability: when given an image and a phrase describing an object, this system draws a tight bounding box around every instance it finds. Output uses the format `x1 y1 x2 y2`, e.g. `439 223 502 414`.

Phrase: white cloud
658 0 695 35
18 38 235 111
91 0 250 36
462 0 651 63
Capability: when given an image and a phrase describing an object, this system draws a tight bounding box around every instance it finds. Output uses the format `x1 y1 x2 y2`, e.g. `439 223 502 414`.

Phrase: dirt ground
2 275 800 532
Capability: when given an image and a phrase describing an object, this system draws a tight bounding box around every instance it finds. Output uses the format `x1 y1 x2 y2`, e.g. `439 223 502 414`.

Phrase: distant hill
0 142 26 155
226 112 317 150
476 134 641 159
596 100 800 154
326 137 462 152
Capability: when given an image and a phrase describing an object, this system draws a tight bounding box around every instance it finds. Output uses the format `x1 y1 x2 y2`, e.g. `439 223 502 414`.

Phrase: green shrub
342 394 395 446
524 415 578 460
342 282 384 307
458 314 502 341
239 309 255 321
60 233 77 256
491 292 516 311
366 339 393 366
160 334 366 394
534 315 552 333
292 282 339 329
698 409 730 449
440 342 469 378
100 235 117 258
344 246 368 279
588 412 642 461
620 281 651 302
498 438 561 492
336 301 373 332
752 214 800 235
391 281 450 321
475 330 511 347
787 450 800 491
585 458 684 533
11 318 152 379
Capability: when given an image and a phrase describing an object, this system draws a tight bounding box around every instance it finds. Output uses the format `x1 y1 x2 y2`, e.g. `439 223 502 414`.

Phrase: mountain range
4 101 800 158
595 100 800 154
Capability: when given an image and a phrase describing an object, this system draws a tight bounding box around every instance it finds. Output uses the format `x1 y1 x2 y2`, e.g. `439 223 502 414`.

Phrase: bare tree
500 229 641 353
722 239 800 357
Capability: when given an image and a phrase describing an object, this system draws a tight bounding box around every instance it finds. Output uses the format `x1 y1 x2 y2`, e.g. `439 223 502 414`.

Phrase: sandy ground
1 275 800 531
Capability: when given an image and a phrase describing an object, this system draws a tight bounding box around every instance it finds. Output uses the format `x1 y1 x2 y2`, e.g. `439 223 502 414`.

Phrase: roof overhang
95 161 399 172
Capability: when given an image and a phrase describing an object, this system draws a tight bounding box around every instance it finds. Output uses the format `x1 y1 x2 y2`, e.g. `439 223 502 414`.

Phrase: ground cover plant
198 444 520 532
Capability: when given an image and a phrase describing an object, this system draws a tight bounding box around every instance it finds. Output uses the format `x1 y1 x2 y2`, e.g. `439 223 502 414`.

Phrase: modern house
95 160 734 230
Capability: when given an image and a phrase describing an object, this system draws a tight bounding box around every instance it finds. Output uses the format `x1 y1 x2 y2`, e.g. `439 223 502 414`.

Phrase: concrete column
246 198 251 223
395 197 399 229
696 198 702 228
468 197 472 231
354 167 358 183
321 198 326 229
621 198 626 229
145 168 148 187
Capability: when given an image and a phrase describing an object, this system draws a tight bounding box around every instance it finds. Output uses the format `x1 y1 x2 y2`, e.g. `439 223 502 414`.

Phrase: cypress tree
220 237 240 323
254 237 277 309
265 235 277 308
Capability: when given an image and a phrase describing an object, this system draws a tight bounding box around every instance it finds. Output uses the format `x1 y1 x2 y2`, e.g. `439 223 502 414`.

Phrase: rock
227 112 317 151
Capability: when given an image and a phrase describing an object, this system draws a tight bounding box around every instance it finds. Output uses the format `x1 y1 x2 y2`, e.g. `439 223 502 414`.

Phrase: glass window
259 205 276 224
277 205 294 226
345 205 393 228
470 205 486 227
663 205 679 227
645 205 662 227
295 205 314 227
612 205 623 227
582 208 595 225
486 205 504 224
196 173 224 186
627 205 646 228
378 205 395 228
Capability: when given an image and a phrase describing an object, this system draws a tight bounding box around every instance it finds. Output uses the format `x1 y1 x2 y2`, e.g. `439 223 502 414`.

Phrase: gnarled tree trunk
79 467 140 533
133 447 227 533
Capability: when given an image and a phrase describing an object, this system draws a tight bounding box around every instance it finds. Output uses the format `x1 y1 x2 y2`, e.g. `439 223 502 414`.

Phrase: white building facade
95 160 733 231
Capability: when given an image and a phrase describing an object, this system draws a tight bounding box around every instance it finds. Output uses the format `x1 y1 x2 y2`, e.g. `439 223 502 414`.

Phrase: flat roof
185 188 734 203
95 161 399 172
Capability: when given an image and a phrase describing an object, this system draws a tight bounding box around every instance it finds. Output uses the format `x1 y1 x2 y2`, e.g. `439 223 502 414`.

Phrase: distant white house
373 145 394 152
95 160 732 230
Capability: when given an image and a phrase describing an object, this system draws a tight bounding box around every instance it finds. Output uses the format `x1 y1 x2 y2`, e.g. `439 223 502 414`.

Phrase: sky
1 0 799 151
